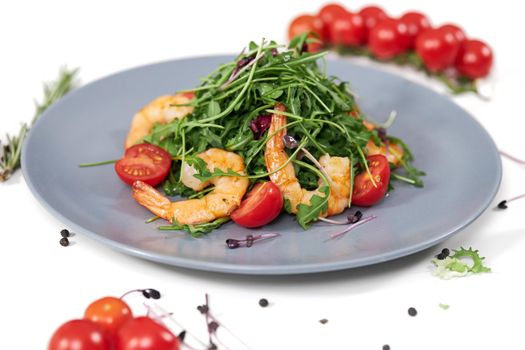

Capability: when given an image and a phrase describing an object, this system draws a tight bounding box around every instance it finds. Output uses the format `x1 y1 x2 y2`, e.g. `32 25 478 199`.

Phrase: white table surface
1 1 524 349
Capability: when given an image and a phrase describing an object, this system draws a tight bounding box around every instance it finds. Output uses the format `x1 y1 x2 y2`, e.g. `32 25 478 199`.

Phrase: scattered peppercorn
436 253 446 260
383 345 391 350
258 298 269 307
441 248 450 257
497 200 508 209
60 229 70 238
319 318 328 324
59 237 69 247
408 307 418 316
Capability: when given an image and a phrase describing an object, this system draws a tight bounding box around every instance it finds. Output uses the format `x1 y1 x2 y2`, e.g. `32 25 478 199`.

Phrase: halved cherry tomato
115 316 179 350
415 27 460 72
368 18 410 60
399 11 431 48
330 11 366 46
318 3 347 42
84 297 133 339
358 5 388 42
455 39 493 79
115 143 172 186
352 155 390 207
49 319 111 350
288 14 325 52
231 181 283 228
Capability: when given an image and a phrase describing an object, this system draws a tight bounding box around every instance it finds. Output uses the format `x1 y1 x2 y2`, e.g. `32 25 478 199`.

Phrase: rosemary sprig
1 67 79 182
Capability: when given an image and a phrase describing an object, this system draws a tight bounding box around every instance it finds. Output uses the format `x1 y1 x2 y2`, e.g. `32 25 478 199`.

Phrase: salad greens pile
432 247 491 279
143 36 424 232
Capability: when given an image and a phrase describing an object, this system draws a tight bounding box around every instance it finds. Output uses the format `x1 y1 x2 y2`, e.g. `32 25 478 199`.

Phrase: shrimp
125 94 194 149
264 104 351 217
132 148 249 225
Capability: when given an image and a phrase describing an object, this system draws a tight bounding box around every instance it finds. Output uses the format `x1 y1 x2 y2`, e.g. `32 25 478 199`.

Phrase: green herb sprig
1 67 79 182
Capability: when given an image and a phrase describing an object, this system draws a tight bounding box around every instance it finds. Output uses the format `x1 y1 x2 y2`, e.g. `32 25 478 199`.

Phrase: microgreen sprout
328 215 377 240
226 233 280 249
497 194 525 209
318 210 363 225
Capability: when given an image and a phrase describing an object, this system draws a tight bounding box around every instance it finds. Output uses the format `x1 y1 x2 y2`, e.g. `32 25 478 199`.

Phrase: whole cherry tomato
368 18 410 59
439 23 466 44
85 296 133 339
358 5 388 42
288 14 325 51
115 143 172 186
49 319 111 350
399 11 431 48
116 316 179 350
352 155 390 207
318 3 347 42
231 181 283 228
329 11 366 46
455 39 493 79
415 27 461 72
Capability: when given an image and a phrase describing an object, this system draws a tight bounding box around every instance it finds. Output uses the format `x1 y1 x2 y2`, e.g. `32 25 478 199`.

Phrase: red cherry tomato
358 5 388 42
318 3 347 42
439 24 466 44
330 11 366 46
85 297 133 339
368 18 410 59
116 316 180 350
288 14 325 52
415 27 460 72
49 319 111 350
115 143 172 186
231 181 283 228
181 91 195 99
455 39 493 79
352 155 390 207
399 11 431 48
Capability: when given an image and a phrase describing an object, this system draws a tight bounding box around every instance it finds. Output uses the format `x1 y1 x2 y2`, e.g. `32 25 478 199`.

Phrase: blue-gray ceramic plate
22 56 501 275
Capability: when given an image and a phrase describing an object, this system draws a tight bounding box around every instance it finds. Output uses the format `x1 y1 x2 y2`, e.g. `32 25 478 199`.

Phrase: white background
1 1 524 349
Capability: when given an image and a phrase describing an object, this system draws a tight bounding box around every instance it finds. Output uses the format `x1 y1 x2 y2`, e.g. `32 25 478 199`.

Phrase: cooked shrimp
264 104 351 217
350 109 404 165
132 148 249 224
125 94 194 149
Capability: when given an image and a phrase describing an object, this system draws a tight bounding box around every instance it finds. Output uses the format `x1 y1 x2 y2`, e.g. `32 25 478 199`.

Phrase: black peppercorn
60 229 70 238
60 237 69 247
258 298 269 307
408 307 417 316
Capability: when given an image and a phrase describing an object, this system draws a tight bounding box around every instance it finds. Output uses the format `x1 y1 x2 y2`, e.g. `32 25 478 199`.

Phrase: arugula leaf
296 185 330 229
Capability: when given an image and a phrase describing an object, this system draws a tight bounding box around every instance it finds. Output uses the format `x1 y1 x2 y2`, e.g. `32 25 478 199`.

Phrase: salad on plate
112 36 424 235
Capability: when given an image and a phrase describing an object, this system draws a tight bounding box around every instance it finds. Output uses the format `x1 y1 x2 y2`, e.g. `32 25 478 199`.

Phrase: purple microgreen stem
220 50 266 90
226 233 280 249
377 110 397 129
120 288 161 300
328 215 377 240
318 210 363 225
500 150 525 165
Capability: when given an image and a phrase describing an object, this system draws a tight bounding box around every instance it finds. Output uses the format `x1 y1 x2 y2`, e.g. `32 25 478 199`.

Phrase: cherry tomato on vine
115 143 172 186
288 14 325 52
116 316 180 350
399 11 431 48
415 27 460 72
358 5 388 42
352 155 390 207
439 23 466 44
318 3 347 42
368 18 410 59
49 319 111 350
329 11 366 46
231 181 283 228
84 296 133 339
455 39 493 79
